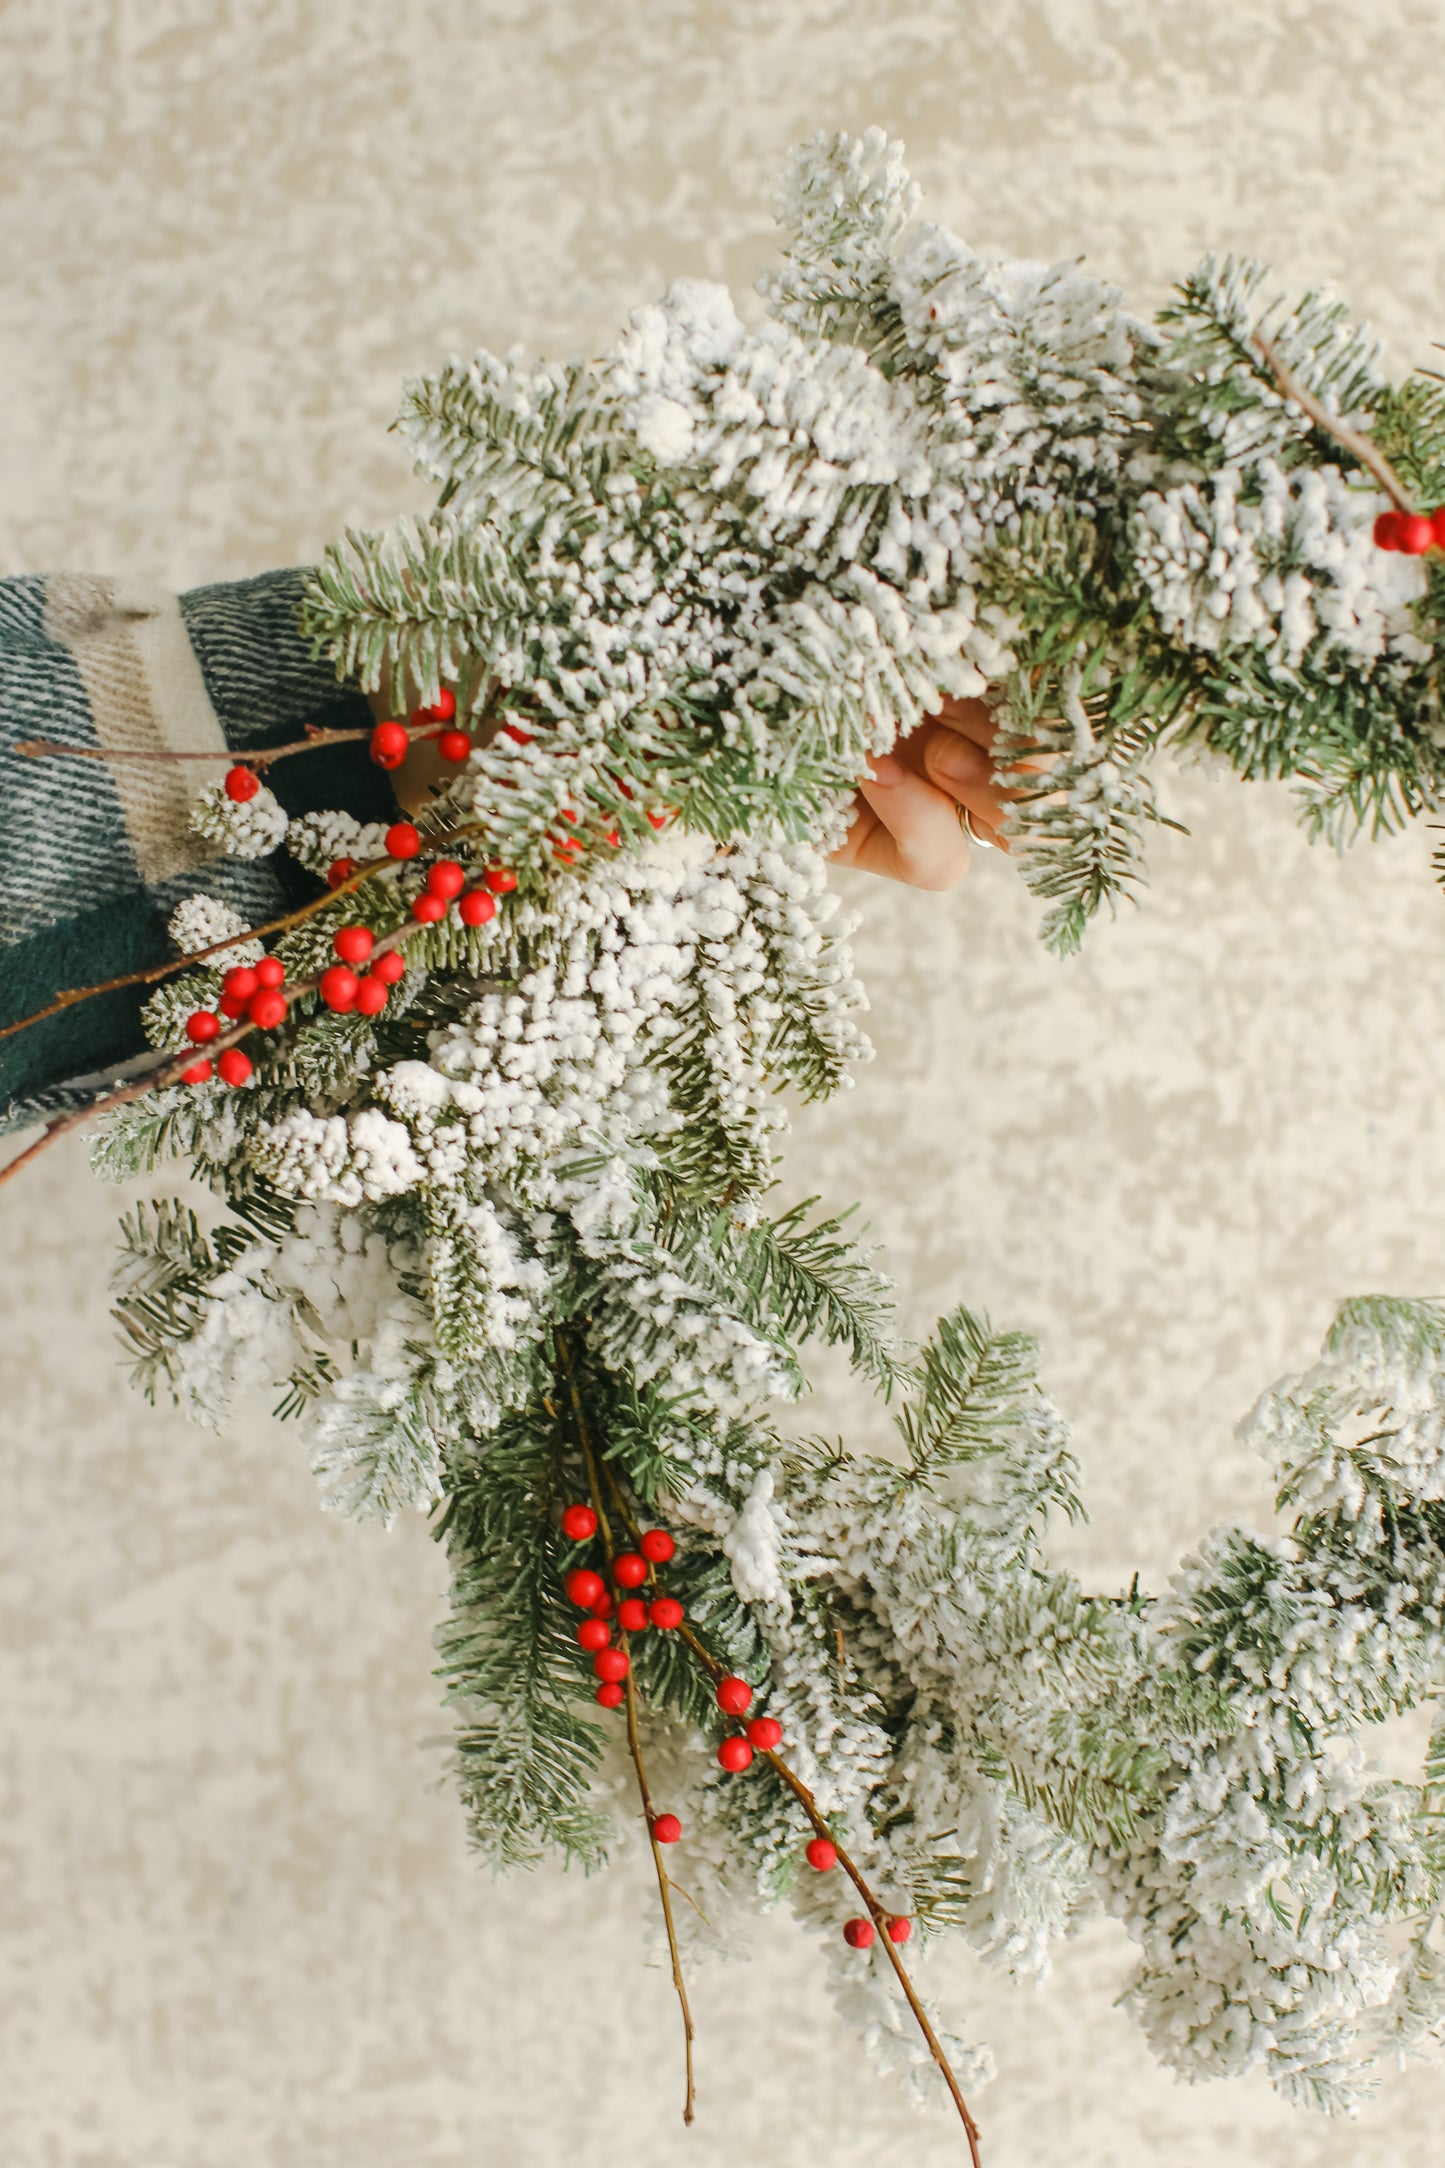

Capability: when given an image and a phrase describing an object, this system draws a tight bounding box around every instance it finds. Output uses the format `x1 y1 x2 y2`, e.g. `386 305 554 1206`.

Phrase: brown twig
596 1463 982 2162
621 1667 698 2125
13 716 440 771
1252 333 1417 513
556 1331 697 2125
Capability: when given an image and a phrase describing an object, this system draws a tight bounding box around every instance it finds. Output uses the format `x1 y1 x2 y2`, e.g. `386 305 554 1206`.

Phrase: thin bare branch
623 1669 697 2125
1252 334 1417 513
14 715 439 771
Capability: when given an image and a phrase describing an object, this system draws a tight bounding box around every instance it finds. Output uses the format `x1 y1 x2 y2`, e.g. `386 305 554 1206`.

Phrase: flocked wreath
10 128 1445 2158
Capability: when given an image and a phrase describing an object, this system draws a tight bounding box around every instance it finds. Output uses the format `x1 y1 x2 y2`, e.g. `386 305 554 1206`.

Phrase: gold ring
958 802 996 850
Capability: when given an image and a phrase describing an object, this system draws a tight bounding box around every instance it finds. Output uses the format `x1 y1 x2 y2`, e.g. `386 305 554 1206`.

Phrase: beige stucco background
5 3 1445 2162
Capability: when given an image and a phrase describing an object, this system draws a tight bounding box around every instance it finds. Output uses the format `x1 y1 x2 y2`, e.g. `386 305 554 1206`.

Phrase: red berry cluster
369 690 468 773
803 1836 911 1947
335 822 517 937
1374 507 1445 555
317 829 520 1012
556 1500 911 1947
561 1504 691 1844
561 1510 687 1713
318 922 409 1016
180 954 295 1085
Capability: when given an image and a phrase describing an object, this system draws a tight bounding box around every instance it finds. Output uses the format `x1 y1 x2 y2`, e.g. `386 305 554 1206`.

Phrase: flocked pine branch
14 124 1445 2148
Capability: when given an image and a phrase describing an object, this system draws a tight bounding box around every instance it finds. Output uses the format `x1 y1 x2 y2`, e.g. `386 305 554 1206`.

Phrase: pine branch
897 1304 1043 1472
111 1200 252 1402
434 1419 611 1871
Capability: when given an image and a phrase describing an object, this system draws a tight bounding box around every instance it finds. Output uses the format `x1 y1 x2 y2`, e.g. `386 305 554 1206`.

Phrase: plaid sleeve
0 568 396 1136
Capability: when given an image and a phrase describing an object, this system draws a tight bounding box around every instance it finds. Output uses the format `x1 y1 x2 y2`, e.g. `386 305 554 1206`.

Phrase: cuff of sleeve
179 567 399 836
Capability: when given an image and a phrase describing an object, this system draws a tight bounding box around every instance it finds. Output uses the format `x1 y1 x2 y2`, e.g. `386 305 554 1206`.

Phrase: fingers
835 753 973 890
916 712 1012 851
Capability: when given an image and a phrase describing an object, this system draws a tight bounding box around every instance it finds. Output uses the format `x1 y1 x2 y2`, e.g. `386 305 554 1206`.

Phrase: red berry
716 1676 752 1717
604 829 621 849
1400 512 1435 554
224 764 260 802
385 822 421 860
747 1716 783 1751
247 989 287 1030
560 1503 598 1542
566 1568 605 1609
805 1837 838 1873
646 810 669 830
354 974 389 1017
185 1009 221 1044
333 925 374 964
717 1737 754 1773
593 1647 630 1684
1374 511 1402 550
219 990 249 1019
370 720 410 769
596 1681 624 1709
426 860 466 901
552 841 581 865
651 1814 682 1845
613 1552 648 1589
887 1917 912 1944
223 965 259 1002
639 1529 675 1564
217 1047 253 1086
254 955 285 988
843 1917 875 1950
419 688 456 722
181 1058 213 1085
502 722 533 744
590 1590 615 1620
484 866 518 895
559 806 578 825
1432 507 1445 549
437 730 472 763
371 948 406 985
577 1618 610 1653
457 889 496 928
319 965 359 1013
648 1597 683 1631
327 857 357 889
617 1597 649 1633
411 893 447 924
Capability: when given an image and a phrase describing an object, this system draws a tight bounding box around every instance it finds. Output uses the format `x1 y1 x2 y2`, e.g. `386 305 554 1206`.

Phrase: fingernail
869 753 904 785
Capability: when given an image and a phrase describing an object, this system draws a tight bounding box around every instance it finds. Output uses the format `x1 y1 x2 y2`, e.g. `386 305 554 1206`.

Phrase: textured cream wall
4 4 1445 2163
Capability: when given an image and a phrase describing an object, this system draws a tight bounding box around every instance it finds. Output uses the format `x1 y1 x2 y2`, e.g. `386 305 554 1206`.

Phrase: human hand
827 697 1018 890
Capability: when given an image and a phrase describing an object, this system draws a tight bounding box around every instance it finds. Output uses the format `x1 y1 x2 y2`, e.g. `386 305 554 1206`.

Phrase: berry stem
622 1667 697 2126
13 715 436 772
555 1329 697 2126
594 1457 982 2163
1251 333 1417 515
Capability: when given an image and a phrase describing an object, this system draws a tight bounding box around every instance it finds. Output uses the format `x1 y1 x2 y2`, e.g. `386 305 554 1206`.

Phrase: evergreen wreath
12 127 1445 2154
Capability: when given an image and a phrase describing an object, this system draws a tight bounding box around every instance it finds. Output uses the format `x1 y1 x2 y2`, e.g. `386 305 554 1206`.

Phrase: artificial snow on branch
13 125 1445 2152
